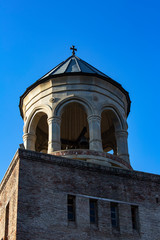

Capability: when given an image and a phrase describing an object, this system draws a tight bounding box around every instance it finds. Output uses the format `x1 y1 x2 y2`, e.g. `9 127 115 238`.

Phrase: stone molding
47 116 61 125
1 149 160 195
52 149 132 170
2 149 159 182
87 114 101 122
23 133 36 140
54 95 93 117
115 130 128 137
16 149 160 182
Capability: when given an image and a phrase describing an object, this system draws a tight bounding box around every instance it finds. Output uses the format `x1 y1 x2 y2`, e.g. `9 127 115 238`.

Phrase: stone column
88 115 103 151
47 116 61 153
23 133 36 151
115 130 129 163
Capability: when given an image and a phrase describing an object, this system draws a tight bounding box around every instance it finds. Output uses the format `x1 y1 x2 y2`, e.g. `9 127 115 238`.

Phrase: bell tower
1 47 160 240
19 47 131 169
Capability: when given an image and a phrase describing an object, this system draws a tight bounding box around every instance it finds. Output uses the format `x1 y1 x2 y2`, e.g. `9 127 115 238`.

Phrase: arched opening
61 102 89 150
35 114 48 153
101 110 118 155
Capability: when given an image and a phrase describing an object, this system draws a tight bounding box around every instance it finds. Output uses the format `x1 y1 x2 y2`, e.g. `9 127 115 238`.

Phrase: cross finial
70 45 77 55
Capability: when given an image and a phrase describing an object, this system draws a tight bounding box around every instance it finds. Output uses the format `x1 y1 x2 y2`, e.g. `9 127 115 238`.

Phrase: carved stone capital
115 130 128 138
47 116 61 125
23 133 36 141
87 114 101 122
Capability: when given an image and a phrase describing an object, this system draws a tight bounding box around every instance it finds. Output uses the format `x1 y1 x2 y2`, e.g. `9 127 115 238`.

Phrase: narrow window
5 202 9 240
131 205 139 230
110 202 119 228
68 195 75 221
90 199 98 224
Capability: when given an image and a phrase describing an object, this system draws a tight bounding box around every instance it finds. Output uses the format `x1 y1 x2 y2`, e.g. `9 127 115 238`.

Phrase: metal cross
70 45 77 55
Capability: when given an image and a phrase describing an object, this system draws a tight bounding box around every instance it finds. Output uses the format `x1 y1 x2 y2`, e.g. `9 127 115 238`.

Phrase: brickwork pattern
0 153 19 240
1 149 160 240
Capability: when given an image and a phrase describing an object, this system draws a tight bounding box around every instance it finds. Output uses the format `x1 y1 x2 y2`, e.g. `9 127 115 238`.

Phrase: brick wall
0 153 19 240
1 149 160 240
17 149 160 240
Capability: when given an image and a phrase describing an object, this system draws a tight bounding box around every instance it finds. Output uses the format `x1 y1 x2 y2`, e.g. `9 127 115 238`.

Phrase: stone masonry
0 154 19 240
0 149 160 240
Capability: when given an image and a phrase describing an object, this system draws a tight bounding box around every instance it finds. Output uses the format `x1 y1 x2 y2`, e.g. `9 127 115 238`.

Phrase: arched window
35 114 48 153
26 111 49 153
61 102 89 150
101 110 117 154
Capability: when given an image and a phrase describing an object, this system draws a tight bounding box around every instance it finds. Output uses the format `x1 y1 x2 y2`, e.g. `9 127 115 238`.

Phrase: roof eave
19 72 131 118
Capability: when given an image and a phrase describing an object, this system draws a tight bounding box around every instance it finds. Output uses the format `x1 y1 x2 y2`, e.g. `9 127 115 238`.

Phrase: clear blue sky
0 0 160 181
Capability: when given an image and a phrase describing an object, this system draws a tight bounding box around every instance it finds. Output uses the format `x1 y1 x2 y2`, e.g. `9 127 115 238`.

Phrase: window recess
68 195 76 222
90 199 98 225
110 202 119 229
131 205 139 231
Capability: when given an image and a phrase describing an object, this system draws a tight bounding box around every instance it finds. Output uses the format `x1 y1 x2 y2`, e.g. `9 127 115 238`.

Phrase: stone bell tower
2 47 160 240
20 46 131 169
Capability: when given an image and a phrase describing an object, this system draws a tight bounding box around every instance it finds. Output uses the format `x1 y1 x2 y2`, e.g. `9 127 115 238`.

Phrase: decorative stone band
87 114 101 122
23 133 36 141
2 149 160 196
115 130 128 137
47 116 61 125
52 149 132 170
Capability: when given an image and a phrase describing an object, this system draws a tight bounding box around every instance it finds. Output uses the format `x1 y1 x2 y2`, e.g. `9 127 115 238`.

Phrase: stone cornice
17 149 160 183
19 73 131 118
1 149 160 195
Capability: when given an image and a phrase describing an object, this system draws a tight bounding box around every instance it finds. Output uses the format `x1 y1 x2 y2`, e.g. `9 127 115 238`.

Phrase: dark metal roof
19 55 131 118
39 55 109 80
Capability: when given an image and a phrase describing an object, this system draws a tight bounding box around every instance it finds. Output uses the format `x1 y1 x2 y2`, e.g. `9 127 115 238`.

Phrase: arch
35 113 48 153
101 106 125 154
100 105 127 131
60 102 89 150
101 105 129 161
25 110 49 153
24 105 52 134
54 96 94 118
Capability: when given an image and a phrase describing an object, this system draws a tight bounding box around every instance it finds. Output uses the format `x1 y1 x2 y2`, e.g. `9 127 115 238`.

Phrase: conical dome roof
19 52 131 117
39 55 109 80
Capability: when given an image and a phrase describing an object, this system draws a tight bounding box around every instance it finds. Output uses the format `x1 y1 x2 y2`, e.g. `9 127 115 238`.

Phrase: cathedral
0 46 160 240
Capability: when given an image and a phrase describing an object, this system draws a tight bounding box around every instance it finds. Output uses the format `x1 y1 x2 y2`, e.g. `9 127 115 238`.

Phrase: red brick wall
0 153 19 240
1 149 160 240
16 149 160 240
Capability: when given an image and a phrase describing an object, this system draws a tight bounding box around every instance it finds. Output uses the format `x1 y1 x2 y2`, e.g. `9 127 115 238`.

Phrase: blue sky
0 0 160 181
